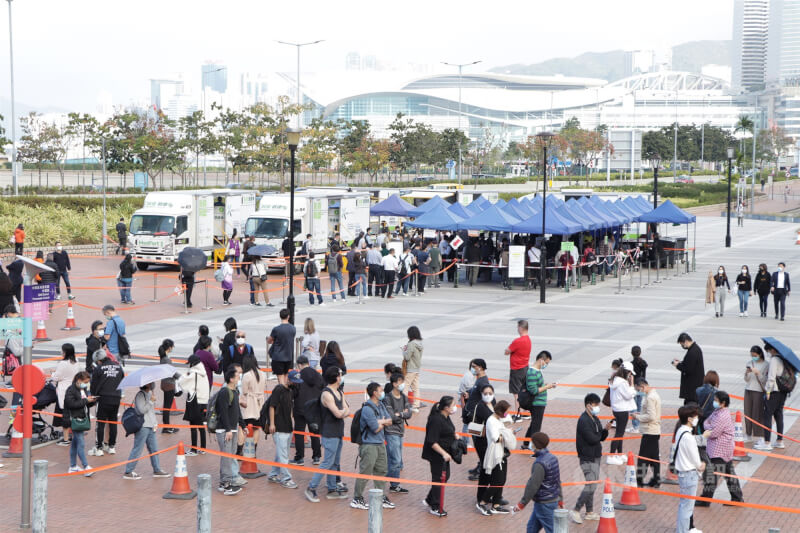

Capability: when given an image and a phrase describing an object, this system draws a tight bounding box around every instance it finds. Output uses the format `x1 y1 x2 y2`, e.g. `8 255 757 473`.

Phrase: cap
288 369 303 384
622 361 636 375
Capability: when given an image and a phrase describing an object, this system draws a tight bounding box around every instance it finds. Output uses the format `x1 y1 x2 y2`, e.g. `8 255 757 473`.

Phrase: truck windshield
245 217 288 239
130 214 175 236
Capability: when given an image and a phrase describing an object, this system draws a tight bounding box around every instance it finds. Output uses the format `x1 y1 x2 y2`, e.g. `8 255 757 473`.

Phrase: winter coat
178 363 210 405
705 271 715 304
240 369 266 421
51 360 81 409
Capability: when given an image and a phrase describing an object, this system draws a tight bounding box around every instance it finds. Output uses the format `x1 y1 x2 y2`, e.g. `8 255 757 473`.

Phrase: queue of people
707 263 790 320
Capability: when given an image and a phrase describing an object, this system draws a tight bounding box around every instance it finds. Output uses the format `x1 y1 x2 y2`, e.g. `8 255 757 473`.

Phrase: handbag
467 404 485 437
71 405 90 432
602 387 611 407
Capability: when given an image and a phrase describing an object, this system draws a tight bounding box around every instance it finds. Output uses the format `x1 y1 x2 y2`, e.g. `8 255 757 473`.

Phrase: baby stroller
6 382 62 442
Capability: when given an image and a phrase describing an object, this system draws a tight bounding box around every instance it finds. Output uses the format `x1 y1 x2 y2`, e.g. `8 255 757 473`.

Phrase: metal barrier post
197 473 211 533
33 460 47 533
639 259 643 288
414 271 419 297
600 262 605 282
768 528 781 533
647 259 651 285
181 284 191 313
630 260 634 290
202 280 212 310
150 272 159 302
591 268 596 285
368 488 384 533
655 253 661 283
564 266 569 293
553 508 569 533
692 249 696 272
577 268 582 289
358 281 363 305
616 263 623 294
454 261 459 288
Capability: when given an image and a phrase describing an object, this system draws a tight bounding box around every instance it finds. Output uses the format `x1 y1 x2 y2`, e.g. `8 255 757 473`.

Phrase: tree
299 118 338 184
642 130 671 164
177 110 216 187
338 120 389 181
562 116 581 132
17 112 58 186
0 113 9 154
436 128 469 166
51 121 74 188
562 126 612 182
211 104 244 181
761 125 793 174
66 112 100 177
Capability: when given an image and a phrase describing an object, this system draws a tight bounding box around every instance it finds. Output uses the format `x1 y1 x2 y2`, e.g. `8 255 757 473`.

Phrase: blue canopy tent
448 202 474 219
633 195 654 212
467 196 490 212
405 204 464 231
637 200 697 272
586 198 626 226
456 204 520 232
568 199 615 229
593 198 633 224
502 202 531 221
494 198 507 208
370 194 415 217
622 196 650 216
612 199 641 219
408 195 449 218
558 202 598 231
513 199 536 217
511 207 583 235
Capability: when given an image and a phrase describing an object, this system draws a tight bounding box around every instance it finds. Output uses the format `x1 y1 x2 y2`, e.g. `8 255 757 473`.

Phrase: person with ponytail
158 339 178 434
422 395 457 517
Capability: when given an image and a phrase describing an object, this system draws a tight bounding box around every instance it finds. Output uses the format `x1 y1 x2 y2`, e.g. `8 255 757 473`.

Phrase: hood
300 366 319 385
189 362 208 377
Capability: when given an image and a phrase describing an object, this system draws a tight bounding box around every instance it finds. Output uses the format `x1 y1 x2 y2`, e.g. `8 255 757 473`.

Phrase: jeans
269 432 293 482
385 434 404 488
368 265 383 296
677 470 699 533
356 273 367 297
574 459 600 512
758 292 769 315
382 270 395 297
118 278 132 303
57 270 71 296
354 444 387 499
527 500 557 533
95 402 119 448
249 278 256 304
395 273 410 294
125 427 162 474
632 393 643 430
70 429 89 468
216 431 240 484
329 272 345 300
738 290 750 313
714 288 726 315
309 437 343 491
306 278 322 304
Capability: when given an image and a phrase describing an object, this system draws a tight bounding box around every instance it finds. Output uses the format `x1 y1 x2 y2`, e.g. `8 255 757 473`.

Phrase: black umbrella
248 244 278 257
177 247 208 272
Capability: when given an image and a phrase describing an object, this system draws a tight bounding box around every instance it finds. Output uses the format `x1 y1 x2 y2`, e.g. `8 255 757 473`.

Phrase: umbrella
761 337 800 372
177 247 208 272
118 364 179 389
248 244 278 257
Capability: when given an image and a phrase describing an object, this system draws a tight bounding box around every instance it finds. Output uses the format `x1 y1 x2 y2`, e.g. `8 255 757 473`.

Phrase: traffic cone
163 441 196 500
60 301 80 331
596 479 619 533
2 407 24 458
733 411 751 462
34 320 50 342
171 398 177 410
239 424 265 479
615 452 646 510
662 434 679 485
795 230 800 245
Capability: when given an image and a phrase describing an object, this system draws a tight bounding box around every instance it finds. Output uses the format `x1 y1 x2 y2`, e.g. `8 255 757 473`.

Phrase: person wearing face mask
102 305 126 361
350 382 394 511
64 371 97 475
290 356 324 467
712 266 730 317
84 320 107 373
571 393 613 524
673 333 705 405
743 346 767 445
754 264 772 318
52 241 74 301
178 354 209 456
463 358 489 479
697 391 743 506
227 330 254 371
770 261 791 321
158 339 178 434
382 372 412 495
263 364 297 490
522 351 555 452
422 395 458 517
474 384 498 514
89 349 123 457
240 352 266 452
607 361 636 464
673 406 706 533
735 265 752 317
480 399 516 516
458 360 478 446
632 378 661 488
513 431 562 531
123 382 171 480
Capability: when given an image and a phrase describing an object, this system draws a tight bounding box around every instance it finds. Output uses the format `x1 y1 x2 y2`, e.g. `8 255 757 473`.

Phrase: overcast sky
0 0 733 114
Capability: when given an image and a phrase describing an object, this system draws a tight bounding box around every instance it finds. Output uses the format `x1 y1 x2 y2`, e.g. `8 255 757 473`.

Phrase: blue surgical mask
712 400 720 409
591 406 601 416
541 363 548 370
470 367 477 376
379 391 385 401
79 382 89 389
751 357 760 364
398 383 406 392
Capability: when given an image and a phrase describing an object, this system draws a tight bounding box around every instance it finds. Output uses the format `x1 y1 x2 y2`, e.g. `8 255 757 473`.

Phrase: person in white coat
52 343 81 445
607 361 636 464
178 355 210 456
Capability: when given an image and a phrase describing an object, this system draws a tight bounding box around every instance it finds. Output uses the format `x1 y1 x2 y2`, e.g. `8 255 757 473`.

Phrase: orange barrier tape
50 444 178 477
743 414 800 444
715 470 800 490
740 446 800 462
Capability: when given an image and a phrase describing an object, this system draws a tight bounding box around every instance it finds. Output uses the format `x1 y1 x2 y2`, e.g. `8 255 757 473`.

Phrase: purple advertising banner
23 284 55 321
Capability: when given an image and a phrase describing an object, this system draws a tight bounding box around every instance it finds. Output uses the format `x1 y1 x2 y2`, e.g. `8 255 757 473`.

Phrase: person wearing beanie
89 348 123 456
513 431 562 531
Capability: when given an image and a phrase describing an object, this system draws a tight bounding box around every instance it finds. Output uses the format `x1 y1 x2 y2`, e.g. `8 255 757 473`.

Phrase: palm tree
734 115 754 160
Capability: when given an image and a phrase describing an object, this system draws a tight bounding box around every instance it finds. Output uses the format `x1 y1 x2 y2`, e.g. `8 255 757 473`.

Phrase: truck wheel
136 262 149 271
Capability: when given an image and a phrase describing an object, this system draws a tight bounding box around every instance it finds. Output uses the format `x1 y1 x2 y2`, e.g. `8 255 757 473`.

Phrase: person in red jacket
13 224 25 256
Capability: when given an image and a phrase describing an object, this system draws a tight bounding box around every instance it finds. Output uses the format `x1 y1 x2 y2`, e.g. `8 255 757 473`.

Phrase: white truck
244 189 371 258
130 189 257 270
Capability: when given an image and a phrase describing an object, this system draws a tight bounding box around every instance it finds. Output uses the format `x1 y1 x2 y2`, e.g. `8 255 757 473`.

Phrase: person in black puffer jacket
118 254 137 304
85 320 107 373
38 253 60 314
6 259 23 303
290 356 324 464
64 371 97 474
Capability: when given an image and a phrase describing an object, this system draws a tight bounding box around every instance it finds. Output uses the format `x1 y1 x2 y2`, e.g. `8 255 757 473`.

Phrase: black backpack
304 396 324 434
398 254 409 278
306 260 318 278
517 369 537 410
776 357 797 393
350 401 379 445
205 389 226 433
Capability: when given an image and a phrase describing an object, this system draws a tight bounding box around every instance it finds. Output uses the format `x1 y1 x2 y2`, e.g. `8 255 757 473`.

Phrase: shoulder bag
71 403 91 432
467 404 485 437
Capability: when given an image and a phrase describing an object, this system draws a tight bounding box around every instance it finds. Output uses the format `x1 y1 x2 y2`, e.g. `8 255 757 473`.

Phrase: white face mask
718 270 724 275
56 246 63 251
482 394 494 404
450 405 458 416
742 269 747 274
779 266 784 272
236 338 246 345
96 329 104 336
397 383 405 392
591 405 601 416
689 417 699 427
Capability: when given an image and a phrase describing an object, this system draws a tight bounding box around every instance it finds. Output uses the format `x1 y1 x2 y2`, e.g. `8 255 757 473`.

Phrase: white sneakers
754 440 773 451
569 510 583 524
606 455 626 465
689 528 703 533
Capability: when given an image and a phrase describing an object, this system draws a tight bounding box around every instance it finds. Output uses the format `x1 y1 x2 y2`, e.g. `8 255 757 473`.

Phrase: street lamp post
442 60 481 186
277 40 324 131
286 128 301 325
726 147 735 248
651 153 661 209
102 138 107 257
201 66 226 187
7 0 18 195
536 132 555 304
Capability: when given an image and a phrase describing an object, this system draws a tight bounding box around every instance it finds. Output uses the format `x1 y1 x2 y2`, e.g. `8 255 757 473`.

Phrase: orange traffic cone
163 441 196 500
171 398 177 410
240 424 265 479
662 434 679 485
34 320 50 342
60 301 80 331
2 407 24 458
615 452 646 510
596 479 619 533
733 411 751 462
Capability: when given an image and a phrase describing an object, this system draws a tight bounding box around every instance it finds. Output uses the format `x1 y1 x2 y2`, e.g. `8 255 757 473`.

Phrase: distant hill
491 40 732 82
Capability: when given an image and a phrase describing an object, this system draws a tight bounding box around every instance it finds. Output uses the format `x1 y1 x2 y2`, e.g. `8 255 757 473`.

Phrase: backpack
110 317 131 360
205 388 226 433
2 347 20 377
517 369 537 410
214 268 225 282
398 255 409 278
304 397 324 434
305 260 318 278
350 401 379 446
327 254 339 273
776 357 797 393
121 406 144 436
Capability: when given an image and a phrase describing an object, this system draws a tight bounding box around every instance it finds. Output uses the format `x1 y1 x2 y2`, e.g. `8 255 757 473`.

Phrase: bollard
630 261 634 290
414 271 419 297
655 253 661 283
564 267 569 293
692 249 696 272
600 262 606 282
768 529 780 533
358 281 363 305
577 270 582 289
591 270 596 285
367 488 383 533
639 260 643 288
554 508 569 533
197 473 211 533
33 460 47 533
647 259 651 285
281 273 286 304
202 280 212 310
453 262 459 288
616 263 624 294
150 272 159 302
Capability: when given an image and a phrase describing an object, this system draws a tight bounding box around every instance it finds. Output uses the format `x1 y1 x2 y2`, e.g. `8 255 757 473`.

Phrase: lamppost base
725 236 731 248
287 295 296 325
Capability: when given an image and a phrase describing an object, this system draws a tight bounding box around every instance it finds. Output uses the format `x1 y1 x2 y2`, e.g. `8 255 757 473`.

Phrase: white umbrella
117 364 178 389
